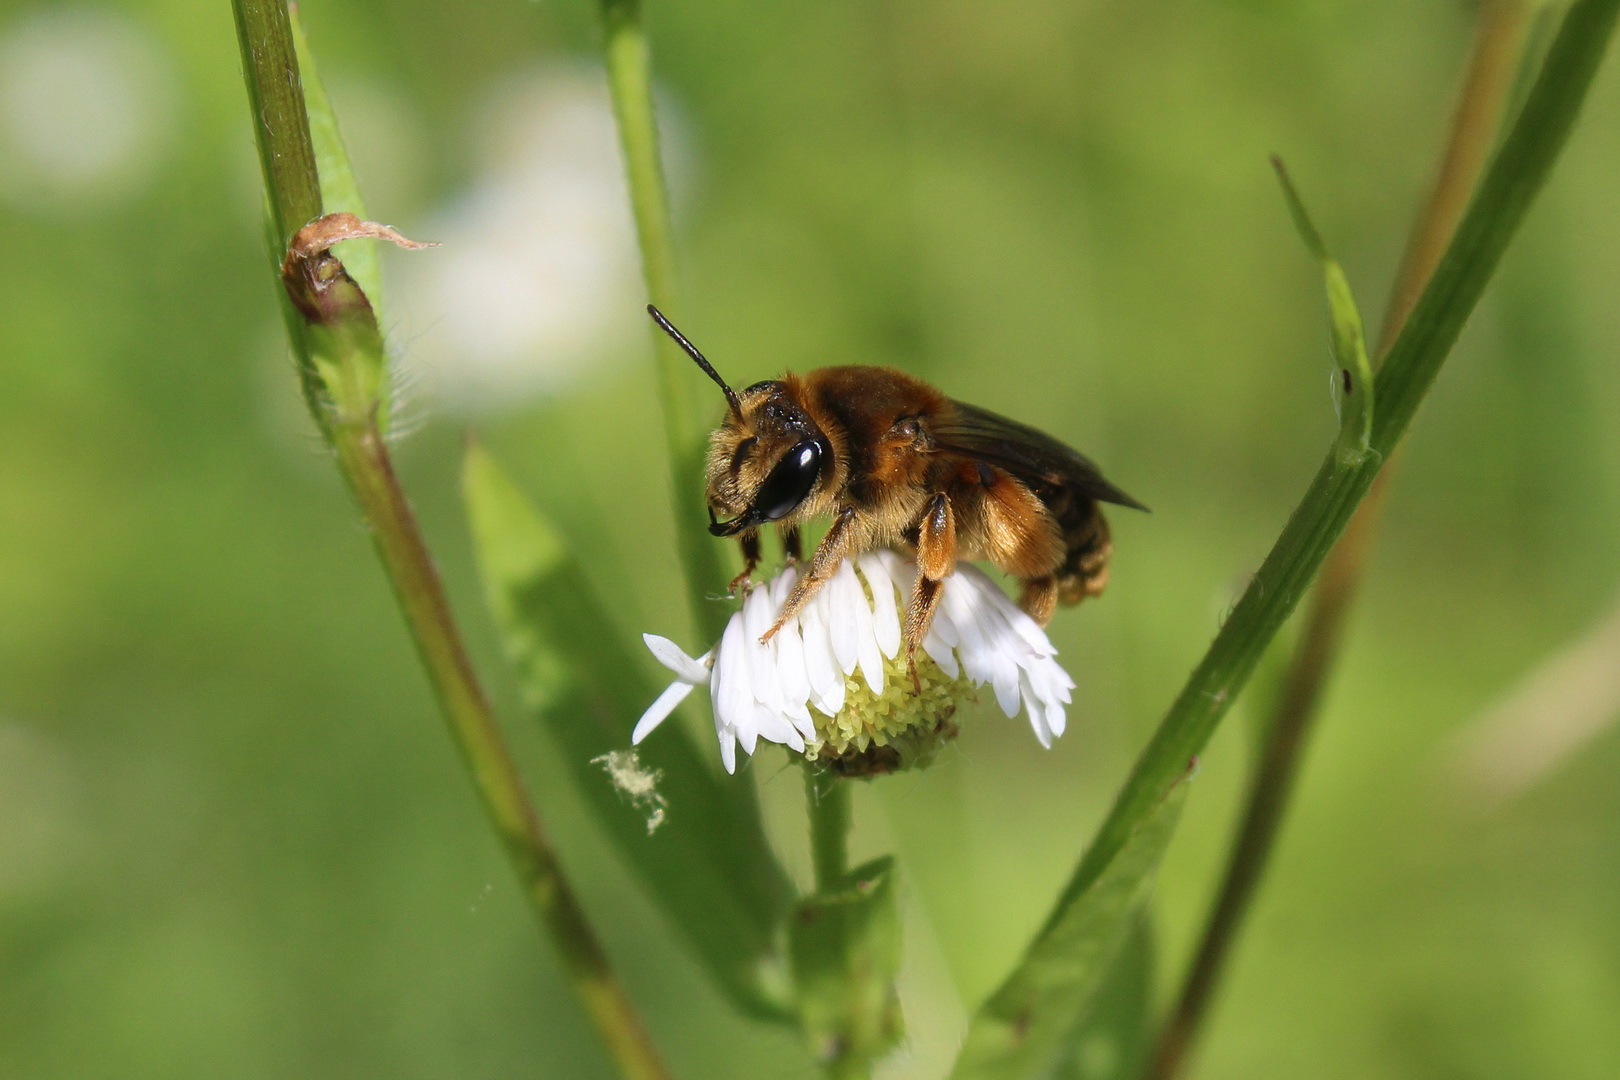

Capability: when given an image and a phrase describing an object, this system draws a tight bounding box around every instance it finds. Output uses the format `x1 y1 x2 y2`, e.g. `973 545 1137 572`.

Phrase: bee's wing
934 400 1148 511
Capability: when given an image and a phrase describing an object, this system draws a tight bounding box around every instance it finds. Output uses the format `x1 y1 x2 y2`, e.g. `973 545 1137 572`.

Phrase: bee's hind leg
1017 576 1059 626
904 493 957 694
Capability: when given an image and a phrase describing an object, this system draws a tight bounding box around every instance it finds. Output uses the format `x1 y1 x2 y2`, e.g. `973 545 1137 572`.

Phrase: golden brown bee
649 306 1145 677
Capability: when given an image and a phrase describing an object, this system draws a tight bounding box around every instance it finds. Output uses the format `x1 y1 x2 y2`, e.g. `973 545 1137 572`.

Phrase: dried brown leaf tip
279 212 437 325
282 212 437 269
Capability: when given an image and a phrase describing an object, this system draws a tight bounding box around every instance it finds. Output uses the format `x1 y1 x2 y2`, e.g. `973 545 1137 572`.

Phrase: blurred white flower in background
0 7 176 208
392 65 653 414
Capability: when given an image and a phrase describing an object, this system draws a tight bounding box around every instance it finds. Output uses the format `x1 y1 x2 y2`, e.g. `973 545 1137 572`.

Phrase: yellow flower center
804 650 977 777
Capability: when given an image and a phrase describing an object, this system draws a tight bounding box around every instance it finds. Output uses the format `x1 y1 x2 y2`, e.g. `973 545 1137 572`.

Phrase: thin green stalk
802 770 874 1080
1145 6 1534 1077
232 4 671 1078
599 0 731 642
332 427 671 1080
948 5 1616 1074
1044 0 1614 932
807 770 853 892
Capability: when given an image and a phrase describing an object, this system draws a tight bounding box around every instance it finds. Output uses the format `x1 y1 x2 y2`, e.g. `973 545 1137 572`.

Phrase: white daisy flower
632 549 1075 776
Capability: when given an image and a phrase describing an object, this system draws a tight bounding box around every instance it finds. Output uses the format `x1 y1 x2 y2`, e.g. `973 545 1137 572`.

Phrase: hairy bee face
704 381 833 537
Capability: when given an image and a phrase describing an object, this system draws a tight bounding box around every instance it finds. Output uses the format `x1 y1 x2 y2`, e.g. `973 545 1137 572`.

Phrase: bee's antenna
647 304 743 418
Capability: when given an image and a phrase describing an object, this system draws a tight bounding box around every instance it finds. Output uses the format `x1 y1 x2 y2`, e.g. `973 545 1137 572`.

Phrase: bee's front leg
779 524 803 563
762 507 857 643
905 493 957 694
729 531 761 595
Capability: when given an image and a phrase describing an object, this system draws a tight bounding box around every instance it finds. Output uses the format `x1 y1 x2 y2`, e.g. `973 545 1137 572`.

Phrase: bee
648 305 1145 682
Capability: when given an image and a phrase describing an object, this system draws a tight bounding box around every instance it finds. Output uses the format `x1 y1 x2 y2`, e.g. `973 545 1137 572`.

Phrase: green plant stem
332 424 673 1080
232 4 672 1078
1144 6 1534 1077
807 770 852 892
1018 0 1614 1011
803 771 872 1080
599 0 731 642
233 0 320 249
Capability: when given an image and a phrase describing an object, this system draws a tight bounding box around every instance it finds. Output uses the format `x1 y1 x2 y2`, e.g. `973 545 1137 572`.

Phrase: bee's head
647 306 831 536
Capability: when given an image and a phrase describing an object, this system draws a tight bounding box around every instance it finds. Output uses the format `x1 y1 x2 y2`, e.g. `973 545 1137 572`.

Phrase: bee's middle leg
779 524 803 563
904 493 957 692
762 507 857 643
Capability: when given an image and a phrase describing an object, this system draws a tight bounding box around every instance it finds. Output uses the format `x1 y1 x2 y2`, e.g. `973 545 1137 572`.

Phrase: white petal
945 581 994 687
754 704 804 752
924 626 960 679
851 566 885 695
929 600 962 650
771 565 799 605
991 647 1022 718
718 730 737 774
1044 695 1068 739
826 561 861 676
799 597 845 716
860 553 902 660
1026 658 1075 706
642 633 711 684
1019 669 1055 747
632 680 697 744
712 616 755 741
743 586 785 717
973 571 1058 656
774 615 811 714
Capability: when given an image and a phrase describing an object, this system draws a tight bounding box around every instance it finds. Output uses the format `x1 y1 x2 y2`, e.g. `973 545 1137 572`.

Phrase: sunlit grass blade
1272 158 1375 465
951 1 1618 1075
464 443 796 1020
949 784 1188 1079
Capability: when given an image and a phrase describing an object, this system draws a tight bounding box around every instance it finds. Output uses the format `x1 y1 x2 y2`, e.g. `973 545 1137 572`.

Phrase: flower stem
807 769 852 892
1145 5 1536 1078
232 4 671 1078
598 0 732 642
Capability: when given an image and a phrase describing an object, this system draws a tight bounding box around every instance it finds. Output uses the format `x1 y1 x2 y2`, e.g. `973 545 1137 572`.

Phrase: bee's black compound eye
753 438 824 522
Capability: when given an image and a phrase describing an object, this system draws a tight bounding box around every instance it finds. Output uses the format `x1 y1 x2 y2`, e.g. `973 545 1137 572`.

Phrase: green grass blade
1050 914 1156 1080
463 443 796 1020
598 0 733 643
950 2 1618 1075
1272 158 1375 464
949 784 1187 1079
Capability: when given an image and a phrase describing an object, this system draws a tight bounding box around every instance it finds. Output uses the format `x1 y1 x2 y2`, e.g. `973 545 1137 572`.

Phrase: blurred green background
2 0 1619 1077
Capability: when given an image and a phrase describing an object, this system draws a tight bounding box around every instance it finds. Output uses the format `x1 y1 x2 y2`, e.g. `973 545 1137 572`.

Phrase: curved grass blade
950 1 1619 1074
1050 914 1156 1080
949 782 1187 1079
464 443 796 1020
